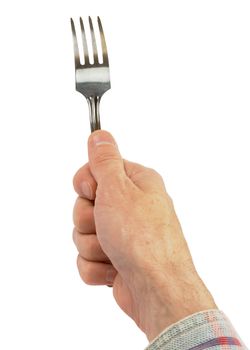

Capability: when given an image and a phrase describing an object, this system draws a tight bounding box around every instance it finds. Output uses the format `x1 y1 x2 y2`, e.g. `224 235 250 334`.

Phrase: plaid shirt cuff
145 309 247 350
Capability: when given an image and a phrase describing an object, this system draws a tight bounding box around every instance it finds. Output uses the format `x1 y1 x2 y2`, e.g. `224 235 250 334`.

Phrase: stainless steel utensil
70 16 111 132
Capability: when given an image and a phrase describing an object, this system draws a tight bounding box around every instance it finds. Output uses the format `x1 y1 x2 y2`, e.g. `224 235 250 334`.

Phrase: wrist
143 270 217 341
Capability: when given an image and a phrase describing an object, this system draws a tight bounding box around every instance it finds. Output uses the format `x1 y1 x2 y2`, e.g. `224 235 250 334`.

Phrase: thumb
88 130 126 183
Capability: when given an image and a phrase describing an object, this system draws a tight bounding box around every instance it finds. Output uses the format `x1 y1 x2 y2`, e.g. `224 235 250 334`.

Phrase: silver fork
70 16 111 132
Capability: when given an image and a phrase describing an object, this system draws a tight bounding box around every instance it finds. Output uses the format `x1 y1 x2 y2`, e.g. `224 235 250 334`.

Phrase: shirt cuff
145 309 247 350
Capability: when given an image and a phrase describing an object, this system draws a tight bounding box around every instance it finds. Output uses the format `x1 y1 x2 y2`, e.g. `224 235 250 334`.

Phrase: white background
0 0 249 349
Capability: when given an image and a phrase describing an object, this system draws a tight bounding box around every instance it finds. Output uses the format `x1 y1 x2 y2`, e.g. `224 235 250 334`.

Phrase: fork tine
79 17 89 65
88 16 99 64
70 18 81 68
97 17 109 65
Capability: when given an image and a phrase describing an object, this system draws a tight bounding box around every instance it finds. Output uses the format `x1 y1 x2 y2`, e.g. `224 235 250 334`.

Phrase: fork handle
87 96 101 133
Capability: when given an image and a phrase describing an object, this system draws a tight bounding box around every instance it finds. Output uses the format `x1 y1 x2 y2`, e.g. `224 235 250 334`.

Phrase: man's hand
72 130 217 341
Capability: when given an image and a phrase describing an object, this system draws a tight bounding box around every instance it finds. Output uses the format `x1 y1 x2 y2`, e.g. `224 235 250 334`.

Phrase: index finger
73 163 97 200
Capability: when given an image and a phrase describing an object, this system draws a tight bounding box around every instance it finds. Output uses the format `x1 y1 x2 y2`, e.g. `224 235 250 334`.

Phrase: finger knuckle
94 148 120 167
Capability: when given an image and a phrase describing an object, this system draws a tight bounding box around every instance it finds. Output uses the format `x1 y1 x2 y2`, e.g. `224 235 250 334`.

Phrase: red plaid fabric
146 310 247 350
188 336 241 349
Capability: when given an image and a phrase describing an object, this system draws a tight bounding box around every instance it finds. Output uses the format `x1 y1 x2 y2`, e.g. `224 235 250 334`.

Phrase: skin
72 130 217 342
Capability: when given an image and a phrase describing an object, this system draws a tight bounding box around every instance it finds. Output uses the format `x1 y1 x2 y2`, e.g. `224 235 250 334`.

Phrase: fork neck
87 96 101 133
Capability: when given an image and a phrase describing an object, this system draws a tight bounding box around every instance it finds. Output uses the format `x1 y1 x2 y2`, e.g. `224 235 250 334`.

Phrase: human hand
72 130 217 341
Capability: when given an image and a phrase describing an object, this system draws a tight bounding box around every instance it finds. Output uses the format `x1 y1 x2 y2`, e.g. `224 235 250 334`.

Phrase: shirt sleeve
145 309 248 350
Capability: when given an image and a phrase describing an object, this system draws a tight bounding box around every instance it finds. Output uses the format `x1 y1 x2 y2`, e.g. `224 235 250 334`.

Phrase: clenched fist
72 130 216 341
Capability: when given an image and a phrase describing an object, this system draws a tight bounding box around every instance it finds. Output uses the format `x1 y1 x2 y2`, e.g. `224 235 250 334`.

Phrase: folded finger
73 163 97 200
73 228 110 263
77 255 117 286
73 197 95 233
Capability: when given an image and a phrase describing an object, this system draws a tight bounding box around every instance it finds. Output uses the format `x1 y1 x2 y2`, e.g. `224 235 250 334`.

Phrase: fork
70 16 111 132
